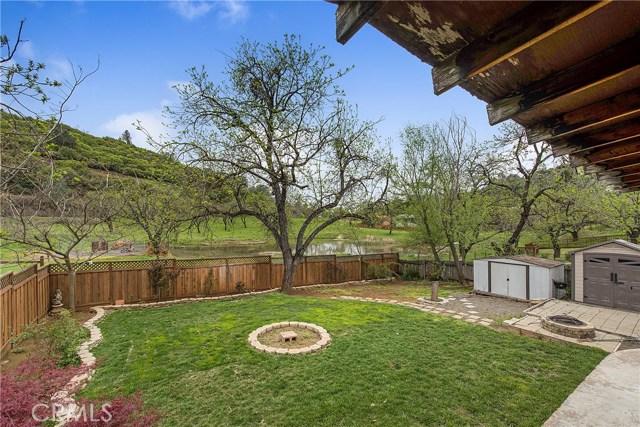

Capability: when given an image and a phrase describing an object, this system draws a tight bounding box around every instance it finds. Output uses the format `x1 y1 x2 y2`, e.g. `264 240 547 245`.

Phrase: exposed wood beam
608 159 640 171
586 140 640 163
622 177 640 185
432 1 608 95
553 135 640 156
487 35 640 125
618 170 640 179
527 87 640 144
336 1 383 45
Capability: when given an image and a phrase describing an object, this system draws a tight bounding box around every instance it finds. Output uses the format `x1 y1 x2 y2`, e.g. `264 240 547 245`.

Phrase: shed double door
490 263 527 300
584 255 640 311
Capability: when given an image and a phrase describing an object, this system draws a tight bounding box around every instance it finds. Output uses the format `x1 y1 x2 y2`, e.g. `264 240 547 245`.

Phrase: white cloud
168 0 249 23
218 0 249 25
17 40 36 59
101 109 171 150
169 1 214 21
47 57 74 81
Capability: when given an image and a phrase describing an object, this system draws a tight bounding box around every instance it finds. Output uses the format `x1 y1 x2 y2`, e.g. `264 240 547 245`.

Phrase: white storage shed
474 255 565 301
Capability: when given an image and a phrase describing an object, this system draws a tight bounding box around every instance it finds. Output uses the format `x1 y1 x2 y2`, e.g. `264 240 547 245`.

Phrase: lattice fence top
0 263 40 288
45 253 399 273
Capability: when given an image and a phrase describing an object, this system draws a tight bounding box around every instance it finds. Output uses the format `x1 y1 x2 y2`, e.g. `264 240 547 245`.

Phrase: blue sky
2 0 499 150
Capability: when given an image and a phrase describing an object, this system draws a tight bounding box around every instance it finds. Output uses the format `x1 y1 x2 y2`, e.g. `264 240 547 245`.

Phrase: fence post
333 254 337 283
268 256 273 288
225 258 231 292
303 256 307 285
360 255 364 281
109 262 114 305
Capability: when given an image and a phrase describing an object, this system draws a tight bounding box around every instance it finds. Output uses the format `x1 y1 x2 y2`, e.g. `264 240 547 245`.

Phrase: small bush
401 268 422 281
365 262 397 279
16 310 87 366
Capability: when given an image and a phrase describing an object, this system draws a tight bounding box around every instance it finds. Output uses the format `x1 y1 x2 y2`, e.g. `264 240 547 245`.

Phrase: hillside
1 112 185 191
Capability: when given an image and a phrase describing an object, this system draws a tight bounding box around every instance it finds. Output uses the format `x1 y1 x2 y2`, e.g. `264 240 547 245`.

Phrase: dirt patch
258 327 321 349
0 311 92 374
290 281 471 302
441 292 532 321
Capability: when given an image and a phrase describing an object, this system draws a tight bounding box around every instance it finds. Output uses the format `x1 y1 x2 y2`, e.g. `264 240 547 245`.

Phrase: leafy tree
396 116 495 285
119 130 133 145
118 175 202 257
606 191 640 244
481 122 557 254
1 20 97 190
1 180 118 311
164 36 390 290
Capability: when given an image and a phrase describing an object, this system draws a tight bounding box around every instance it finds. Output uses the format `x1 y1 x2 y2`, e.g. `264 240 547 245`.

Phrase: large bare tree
164 36 390 290
482 122 557 254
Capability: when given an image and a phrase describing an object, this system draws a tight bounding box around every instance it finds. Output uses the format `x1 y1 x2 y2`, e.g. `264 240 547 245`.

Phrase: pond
170 239 417 258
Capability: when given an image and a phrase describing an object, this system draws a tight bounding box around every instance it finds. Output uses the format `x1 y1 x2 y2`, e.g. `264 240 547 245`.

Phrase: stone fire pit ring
542 315 596 339
248 322 331 355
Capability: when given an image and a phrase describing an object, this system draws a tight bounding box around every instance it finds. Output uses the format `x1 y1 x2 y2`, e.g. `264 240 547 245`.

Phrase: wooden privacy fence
46 253 400 311
0 263 50 356
398 260 475 283
1 253 399 356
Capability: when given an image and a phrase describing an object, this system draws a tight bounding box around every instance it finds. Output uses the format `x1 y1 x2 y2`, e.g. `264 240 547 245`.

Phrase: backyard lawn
83 294 606 426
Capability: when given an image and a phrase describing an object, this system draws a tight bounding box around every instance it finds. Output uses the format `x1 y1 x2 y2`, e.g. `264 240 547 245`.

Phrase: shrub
401 268 422 281
67 393 160 427
0 356 88 426
365 262 398 279
16 310 87 366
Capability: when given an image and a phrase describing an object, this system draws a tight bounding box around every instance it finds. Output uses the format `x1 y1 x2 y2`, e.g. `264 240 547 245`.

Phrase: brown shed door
584 255 640 312
584 256 613 306
615 258 640 312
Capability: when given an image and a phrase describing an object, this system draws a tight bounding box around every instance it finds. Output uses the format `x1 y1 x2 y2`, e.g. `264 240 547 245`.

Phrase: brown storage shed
571 240 640 312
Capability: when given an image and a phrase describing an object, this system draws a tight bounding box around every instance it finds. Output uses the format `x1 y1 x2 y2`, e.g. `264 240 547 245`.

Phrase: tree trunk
65 259 76 312
448 242 468 287
571 231 579 241
629 230 639 244
504 201 531 254
431 280 440 302
281 256 301 292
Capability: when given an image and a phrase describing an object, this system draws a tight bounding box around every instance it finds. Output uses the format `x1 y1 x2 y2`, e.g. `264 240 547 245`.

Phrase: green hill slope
1 112 184 191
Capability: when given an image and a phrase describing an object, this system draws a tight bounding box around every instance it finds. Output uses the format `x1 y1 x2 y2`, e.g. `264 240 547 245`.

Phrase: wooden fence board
1 253 399 356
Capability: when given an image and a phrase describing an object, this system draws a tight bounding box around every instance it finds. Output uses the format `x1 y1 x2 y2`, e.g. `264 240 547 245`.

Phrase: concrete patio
543 349 640 427
504 299 640 352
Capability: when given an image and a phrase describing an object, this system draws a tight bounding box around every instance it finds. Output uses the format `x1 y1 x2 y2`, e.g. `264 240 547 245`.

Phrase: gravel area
437 292 532 321
617 338 640 351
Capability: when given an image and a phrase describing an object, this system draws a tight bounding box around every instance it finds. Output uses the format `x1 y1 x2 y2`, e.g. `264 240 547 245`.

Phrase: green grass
83 294 606 427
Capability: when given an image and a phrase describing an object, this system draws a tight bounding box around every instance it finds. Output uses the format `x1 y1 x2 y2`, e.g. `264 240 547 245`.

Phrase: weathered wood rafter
432 1 607 95
330 1 640 190
336 1 383 45
487 35 640 125
526 87 640 144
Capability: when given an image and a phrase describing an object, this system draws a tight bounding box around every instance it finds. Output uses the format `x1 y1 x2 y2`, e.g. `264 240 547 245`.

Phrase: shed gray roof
569 239 640 254
477 255 565 269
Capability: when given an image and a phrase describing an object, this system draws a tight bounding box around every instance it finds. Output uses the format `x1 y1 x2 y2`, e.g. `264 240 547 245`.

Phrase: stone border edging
51 278 391 424
248 322 331 355
338 296 494 326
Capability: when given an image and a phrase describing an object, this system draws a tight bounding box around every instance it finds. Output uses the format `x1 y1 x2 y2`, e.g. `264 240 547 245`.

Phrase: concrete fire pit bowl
542 315 596 339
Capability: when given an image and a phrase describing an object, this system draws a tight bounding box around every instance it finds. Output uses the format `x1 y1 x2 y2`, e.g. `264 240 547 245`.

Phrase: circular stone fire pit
248 322 331 355
542 315 596 339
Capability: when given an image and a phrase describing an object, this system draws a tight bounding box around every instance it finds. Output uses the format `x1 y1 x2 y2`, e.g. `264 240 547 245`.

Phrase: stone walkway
338 296 494 326
504 299 639 352
543 349 640 427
